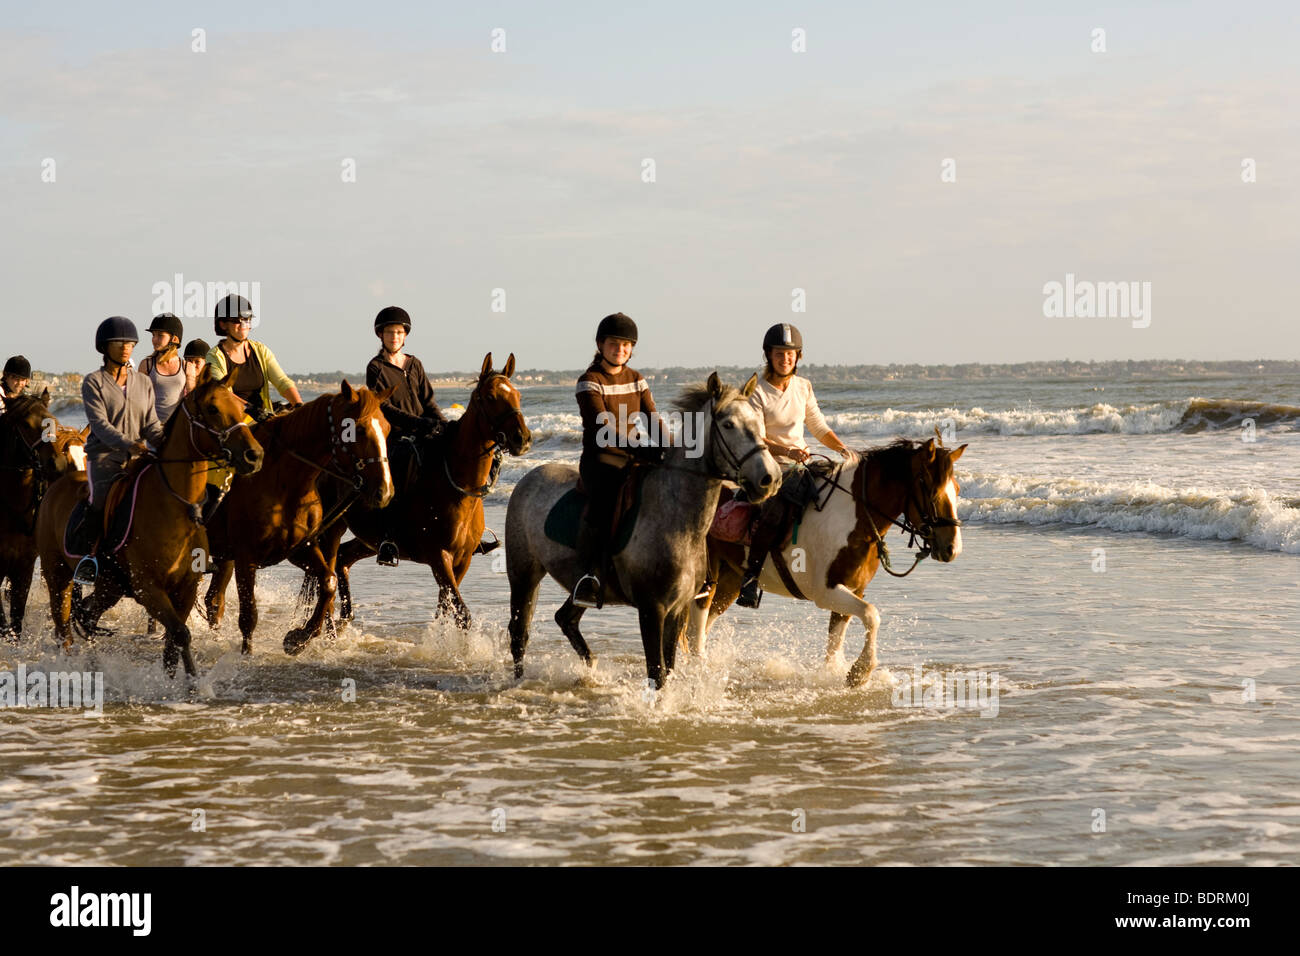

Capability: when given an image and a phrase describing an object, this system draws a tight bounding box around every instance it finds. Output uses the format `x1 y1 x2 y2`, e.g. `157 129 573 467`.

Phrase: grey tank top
143 356 186 423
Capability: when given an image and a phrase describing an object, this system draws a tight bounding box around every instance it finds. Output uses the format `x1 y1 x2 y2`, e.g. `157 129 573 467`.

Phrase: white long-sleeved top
748 374 831 453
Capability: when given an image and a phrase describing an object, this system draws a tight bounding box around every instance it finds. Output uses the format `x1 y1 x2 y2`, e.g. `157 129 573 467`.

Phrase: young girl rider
737 323 855 608
572 312 668 608
138 313 187 423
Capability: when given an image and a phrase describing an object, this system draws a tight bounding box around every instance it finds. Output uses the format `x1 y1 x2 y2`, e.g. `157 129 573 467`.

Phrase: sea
3 369 1297 865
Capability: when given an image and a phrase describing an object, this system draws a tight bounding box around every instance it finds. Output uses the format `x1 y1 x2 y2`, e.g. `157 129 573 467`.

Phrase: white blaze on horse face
369 418 394 499
69 445 86 472
943 478 962 557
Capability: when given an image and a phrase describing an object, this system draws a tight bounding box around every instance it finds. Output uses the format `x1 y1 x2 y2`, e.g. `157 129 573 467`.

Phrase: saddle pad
708 498 758 544
63 466 149 560
543 484 643 556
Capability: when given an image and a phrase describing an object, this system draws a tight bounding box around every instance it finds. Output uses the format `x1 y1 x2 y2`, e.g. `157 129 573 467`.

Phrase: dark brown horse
315 353 530 631
35 366 264 676
0 391 88 641
203 381 395 655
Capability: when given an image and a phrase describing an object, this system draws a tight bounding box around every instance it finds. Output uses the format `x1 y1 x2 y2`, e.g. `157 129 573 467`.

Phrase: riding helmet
147 312 184 340
3 355 31 378
183 339 212 361
213 294 255 336
374 306 411 334
762 323 802 352
596 312 637 344
95 316 139 355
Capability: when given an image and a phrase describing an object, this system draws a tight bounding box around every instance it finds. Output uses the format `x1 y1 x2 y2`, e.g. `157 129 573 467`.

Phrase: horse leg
0 570 11 640
686 592 711 660
638 604 668 690
133 576 197 678
205 560 233 629
284 545 335 656
552 598 594 671
826 612 852 669
7 558 35 641
821 584 881 687
335 537 374 624
234 561 258 655
663 603 689 676
507 549 546 679
432 550 470 629
44 564 75 650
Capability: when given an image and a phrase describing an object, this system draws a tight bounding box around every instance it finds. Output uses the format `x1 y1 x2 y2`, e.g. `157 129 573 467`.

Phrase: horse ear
80 425 91 441
933 425 944 445
40 387 50 404
707 372 723 399
740 373 758 397
341 379 355 400
503 353 515 378
196 363 213 387
923 437 937 460
481 353 493 378
948 443 967 463
378 385 397 403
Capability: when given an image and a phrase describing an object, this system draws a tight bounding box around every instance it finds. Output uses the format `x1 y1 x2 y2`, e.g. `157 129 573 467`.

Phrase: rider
181 339 211 397
1 355 31 414
138 313 187 423
571 312 667 609
73 317 165 585
365 305 448 567
736 323 855 609
204 294 303 419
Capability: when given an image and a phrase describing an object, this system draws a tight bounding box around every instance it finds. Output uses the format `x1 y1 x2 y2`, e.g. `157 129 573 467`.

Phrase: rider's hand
789 446 811 463
129 440 148 456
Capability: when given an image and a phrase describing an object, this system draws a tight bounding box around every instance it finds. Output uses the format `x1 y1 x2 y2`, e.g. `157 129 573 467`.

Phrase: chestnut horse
313 353 531 631
0 391 88 641
35 366 264 676
690 435 967 687
203 381 395 655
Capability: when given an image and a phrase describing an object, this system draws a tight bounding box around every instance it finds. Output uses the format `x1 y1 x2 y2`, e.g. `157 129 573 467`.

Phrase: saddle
64 467 147 562
543 465 646 556
708 460 837 547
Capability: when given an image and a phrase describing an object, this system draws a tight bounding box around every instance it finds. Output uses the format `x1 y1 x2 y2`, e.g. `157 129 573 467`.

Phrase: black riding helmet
214 294 255 337
148 312 184 341
375 306 411 334
95 316 139 355
183 339 211 361
596 312 637 343
762 323 803 352
3 355 31 378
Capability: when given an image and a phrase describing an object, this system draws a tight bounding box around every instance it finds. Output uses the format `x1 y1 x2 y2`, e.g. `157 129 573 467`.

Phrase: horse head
45 424 89 479
185 365 265 475
467 352 531 456
0 389 64 474
676 373 781 501
334 379 395 509
904 432 967 562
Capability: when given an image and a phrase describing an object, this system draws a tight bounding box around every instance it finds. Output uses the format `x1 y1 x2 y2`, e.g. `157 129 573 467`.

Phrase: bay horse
690 434 967 687
314 352 531 633
203 380 395 655
506 372 781 689
35 366 264 677
0 390 88 641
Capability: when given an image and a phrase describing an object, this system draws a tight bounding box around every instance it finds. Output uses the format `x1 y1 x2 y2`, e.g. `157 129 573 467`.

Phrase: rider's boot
571 520 604 609
71 503 106 587
737 500 788 609
200 483 226 524
377 539 399 567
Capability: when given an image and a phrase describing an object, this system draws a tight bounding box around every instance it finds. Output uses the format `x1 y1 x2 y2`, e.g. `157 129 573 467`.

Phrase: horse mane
1 394 47 422
672 379 745 415
859 438 954 483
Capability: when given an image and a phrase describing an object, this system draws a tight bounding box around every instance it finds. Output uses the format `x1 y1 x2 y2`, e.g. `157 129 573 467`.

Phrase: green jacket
205 340 295 414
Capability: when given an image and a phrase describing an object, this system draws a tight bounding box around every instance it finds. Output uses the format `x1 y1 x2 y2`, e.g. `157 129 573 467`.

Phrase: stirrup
72 556 99 587
736 575 763 609
694 579 715 601
572 574 603 609
376 540 400 567
474 528 500 555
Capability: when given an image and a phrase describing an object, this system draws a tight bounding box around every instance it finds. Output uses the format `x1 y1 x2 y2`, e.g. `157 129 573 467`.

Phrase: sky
1 1 1297 372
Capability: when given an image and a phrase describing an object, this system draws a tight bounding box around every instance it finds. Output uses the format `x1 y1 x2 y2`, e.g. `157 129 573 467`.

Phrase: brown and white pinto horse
317 353 531 631
0 391 88 641
35 366 264 676
690 435 967 687
203 381 395 655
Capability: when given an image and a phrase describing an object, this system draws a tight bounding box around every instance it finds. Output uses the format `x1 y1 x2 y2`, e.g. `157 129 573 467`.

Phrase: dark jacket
366 352 447 434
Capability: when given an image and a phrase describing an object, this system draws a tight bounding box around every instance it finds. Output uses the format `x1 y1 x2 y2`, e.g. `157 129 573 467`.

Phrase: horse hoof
283 629 313 656
846 664 875 688
513 661 524 680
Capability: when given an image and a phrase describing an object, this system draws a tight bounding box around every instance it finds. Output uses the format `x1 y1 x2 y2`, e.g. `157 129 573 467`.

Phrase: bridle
0 409 64 530
441 373 521 498
152 391 259 520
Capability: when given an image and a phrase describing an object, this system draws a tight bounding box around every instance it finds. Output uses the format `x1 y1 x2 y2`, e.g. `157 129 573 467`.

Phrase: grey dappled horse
506 372 781 689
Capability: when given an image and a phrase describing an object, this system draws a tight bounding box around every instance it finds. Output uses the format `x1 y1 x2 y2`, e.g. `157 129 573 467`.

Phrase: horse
505 372 781 689
0 390 88 641
202 380 396 655
689 434 967 687
315 352 531 633
35 365 264 677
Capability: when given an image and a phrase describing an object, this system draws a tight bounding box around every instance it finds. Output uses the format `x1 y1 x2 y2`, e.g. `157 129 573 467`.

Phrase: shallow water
4 372 1296 865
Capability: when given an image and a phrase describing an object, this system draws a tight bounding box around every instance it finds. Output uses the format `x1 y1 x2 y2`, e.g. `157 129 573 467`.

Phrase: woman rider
181 339 211 397
204 294 302 418
73 317 166 585
365 305 448 566
138 313 186 423
736 323 856 608
572 312 667 608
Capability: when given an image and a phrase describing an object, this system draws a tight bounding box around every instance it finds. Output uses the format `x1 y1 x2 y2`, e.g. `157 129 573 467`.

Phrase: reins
440 373 514 498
